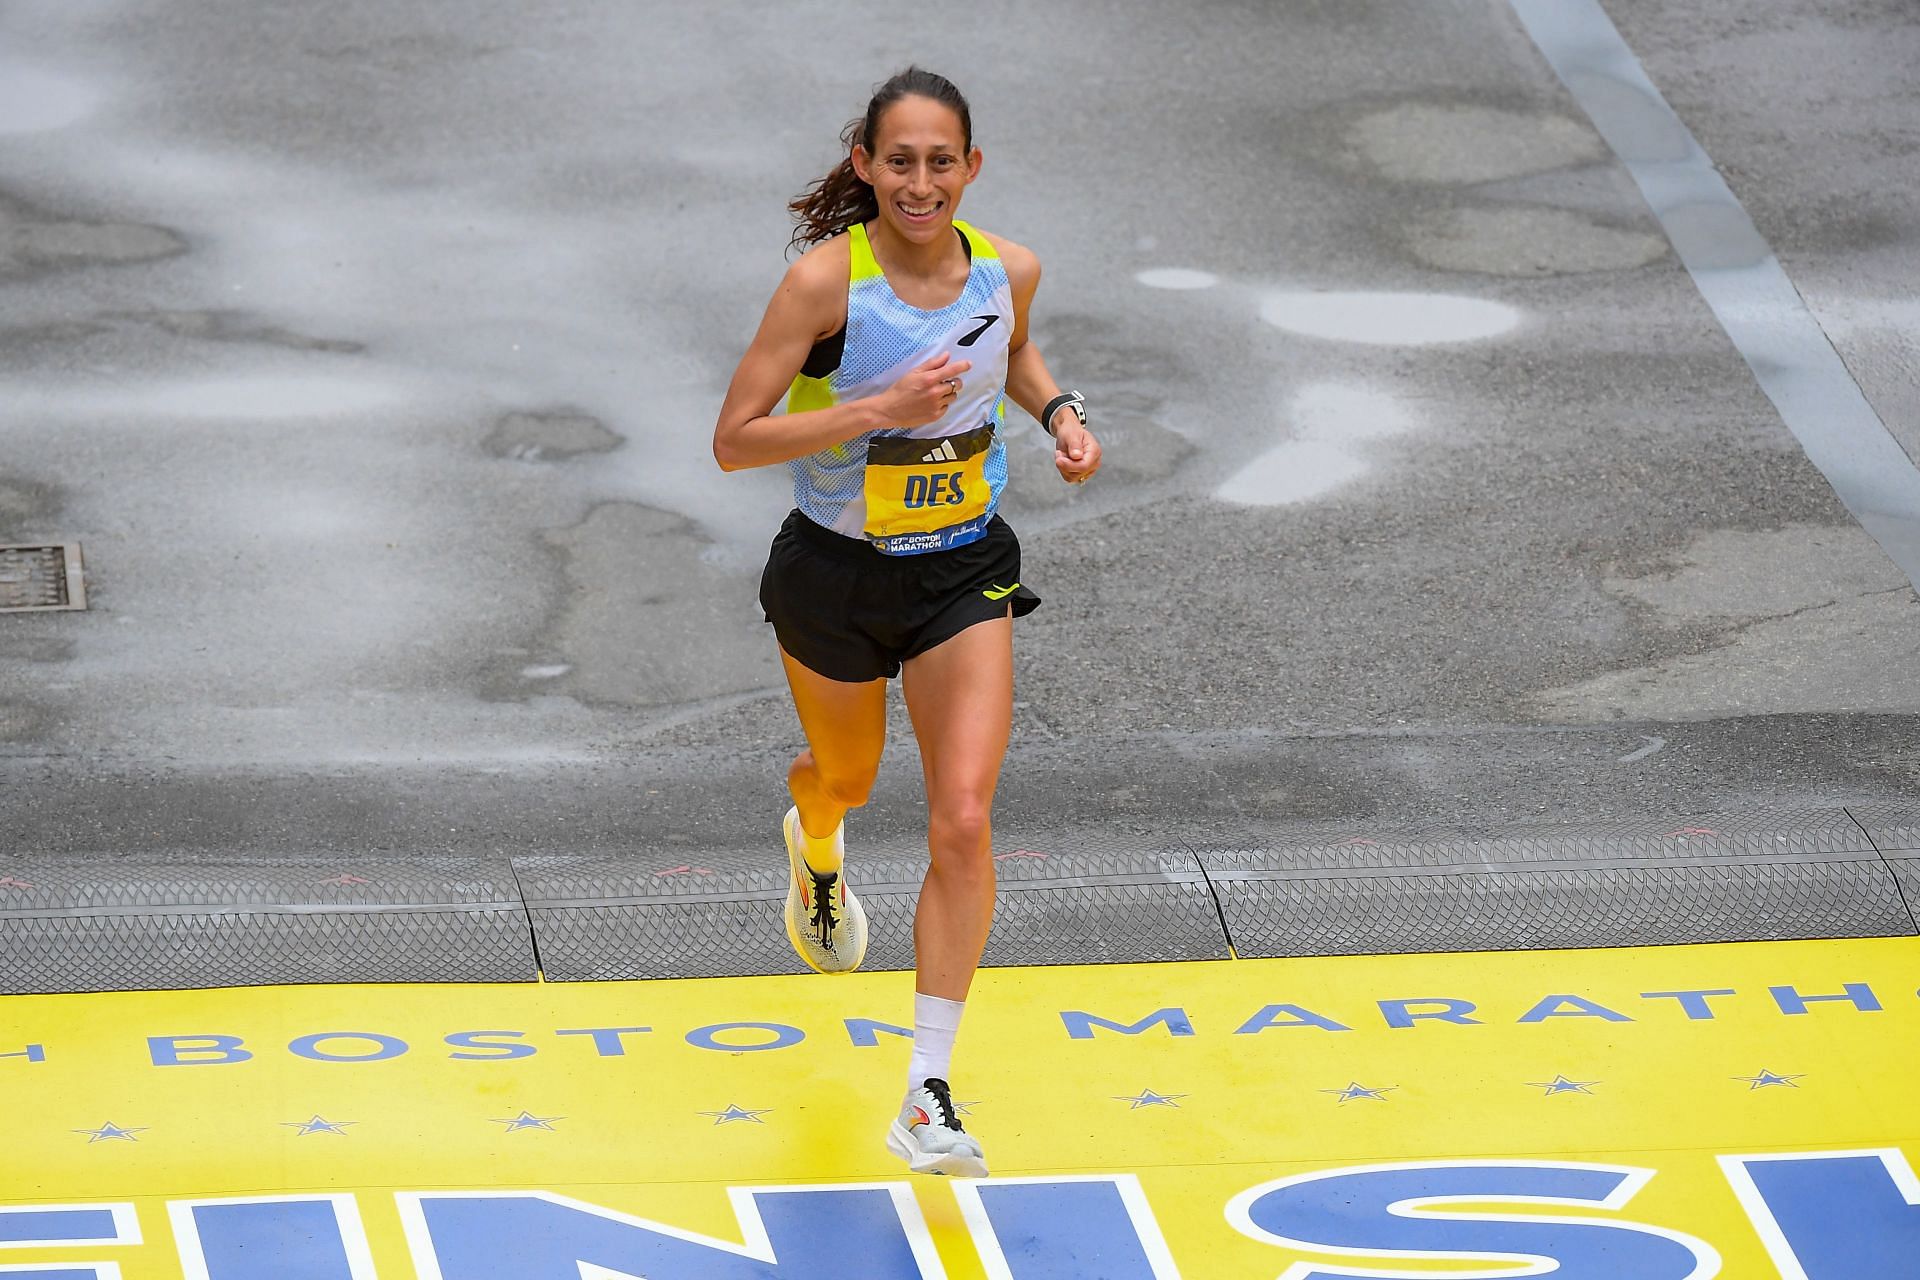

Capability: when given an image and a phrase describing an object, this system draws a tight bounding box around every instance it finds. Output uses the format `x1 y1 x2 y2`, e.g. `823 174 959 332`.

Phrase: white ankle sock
791 807 844 873
907 992 964 1089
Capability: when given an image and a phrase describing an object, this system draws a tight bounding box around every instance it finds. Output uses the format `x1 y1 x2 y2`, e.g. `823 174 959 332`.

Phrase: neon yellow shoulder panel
847 222 885 283
953 218 1000 259
850 219 999 273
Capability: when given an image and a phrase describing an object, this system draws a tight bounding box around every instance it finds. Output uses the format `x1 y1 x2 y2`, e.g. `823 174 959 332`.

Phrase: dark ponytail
788 66 973 253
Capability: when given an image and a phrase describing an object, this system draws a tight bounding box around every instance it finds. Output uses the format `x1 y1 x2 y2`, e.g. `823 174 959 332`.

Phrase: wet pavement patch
0 193 184 277
111 309 366 355
483 409 624 462
506 502 779 709
1332 99 1609 184
1398 203 1670 276
1531 521 1920 718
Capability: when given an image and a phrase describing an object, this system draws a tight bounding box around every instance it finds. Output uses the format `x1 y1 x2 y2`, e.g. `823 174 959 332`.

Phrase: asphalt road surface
4 0 1917 860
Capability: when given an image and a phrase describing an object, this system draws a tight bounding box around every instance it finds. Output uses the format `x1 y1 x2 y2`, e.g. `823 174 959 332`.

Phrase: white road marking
1217 383 1419 507
1291 384 1417 442
1513 0 1920 593
0 60 98 134
1259 291 1519 345
1135 268 1219 290
1217 437 1370 508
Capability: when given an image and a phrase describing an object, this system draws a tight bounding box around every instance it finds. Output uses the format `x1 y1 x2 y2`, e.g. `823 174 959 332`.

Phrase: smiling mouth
897 200 942 219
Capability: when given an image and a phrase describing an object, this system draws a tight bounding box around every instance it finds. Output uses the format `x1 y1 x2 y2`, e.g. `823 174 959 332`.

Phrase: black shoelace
922 1077 963 1130
808 870 840 946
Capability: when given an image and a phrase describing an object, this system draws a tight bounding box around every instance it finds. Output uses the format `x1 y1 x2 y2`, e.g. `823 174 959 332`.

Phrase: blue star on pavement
492 1111 563 1132
282 1115 356 1136
1529 1076 1600 1096
699 1104 772 1125
1113 1089 1186 1110
74 1121 146 1143
1735 1069 1805 1090
1320 1082 1396 1104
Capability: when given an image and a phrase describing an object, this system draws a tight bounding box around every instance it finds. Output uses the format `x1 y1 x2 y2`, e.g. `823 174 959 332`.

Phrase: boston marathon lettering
4 1154 1916 1276
7 940 1912 1275
1063 981 1885 1038
0 980 1887 1069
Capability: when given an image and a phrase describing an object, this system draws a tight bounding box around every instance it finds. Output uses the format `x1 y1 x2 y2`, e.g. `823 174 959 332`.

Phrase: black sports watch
1040 390 1086 437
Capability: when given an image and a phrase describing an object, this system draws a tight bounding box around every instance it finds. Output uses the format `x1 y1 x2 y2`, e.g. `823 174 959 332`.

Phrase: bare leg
777 646 888 841
900 613 1013 1001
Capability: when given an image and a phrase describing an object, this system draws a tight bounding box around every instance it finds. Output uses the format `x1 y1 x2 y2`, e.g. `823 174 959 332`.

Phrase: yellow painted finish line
2 937 1918 1277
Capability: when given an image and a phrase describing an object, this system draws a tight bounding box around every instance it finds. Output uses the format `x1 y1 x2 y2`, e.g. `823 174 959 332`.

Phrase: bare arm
713 245 973 472
997 240 1060 422
990 236 1103 484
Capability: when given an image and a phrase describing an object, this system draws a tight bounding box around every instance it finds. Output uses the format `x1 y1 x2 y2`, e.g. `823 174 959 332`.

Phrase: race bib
863 423 994 554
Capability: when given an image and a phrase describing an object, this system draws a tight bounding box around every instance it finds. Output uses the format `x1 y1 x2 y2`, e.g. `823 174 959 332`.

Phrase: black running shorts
760 509 1042 683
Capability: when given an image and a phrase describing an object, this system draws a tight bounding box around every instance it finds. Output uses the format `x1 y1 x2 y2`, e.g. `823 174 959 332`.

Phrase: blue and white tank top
784 219 1013 555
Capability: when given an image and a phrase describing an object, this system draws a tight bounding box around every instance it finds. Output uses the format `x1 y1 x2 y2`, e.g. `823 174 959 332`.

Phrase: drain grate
0 544 86 612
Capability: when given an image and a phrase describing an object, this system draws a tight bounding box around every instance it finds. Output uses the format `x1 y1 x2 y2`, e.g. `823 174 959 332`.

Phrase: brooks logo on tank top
785 219 1014 555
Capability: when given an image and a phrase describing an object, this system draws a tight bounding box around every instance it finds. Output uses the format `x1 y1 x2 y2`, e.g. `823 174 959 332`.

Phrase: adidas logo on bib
920 440 960 464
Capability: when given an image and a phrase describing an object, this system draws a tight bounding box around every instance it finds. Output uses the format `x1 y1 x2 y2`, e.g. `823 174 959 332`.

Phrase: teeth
901 203 937 216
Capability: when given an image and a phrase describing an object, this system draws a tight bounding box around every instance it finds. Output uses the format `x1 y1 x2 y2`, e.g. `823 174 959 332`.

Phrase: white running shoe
886 1078 988 1178
782 806 867 974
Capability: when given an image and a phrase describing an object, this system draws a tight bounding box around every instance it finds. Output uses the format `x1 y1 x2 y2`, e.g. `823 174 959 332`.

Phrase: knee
928 797 994 866
793 750 876 811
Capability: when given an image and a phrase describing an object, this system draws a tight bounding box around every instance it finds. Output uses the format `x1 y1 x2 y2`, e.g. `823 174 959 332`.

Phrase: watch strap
1040 390 1085 437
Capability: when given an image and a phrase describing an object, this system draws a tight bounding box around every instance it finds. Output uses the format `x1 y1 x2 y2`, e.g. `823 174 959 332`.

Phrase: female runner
713 67 1101 1177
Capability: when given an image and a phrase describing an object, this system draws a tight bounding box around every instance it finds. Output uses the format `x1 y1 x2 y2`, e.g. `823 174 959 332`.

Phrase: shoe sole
783 810 867 975
886 1122 989 1179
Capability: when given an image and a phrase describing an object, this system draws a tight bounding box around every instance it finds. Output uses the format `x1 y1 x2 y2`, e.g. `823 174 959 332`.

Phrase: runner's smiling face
852 95 982 245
